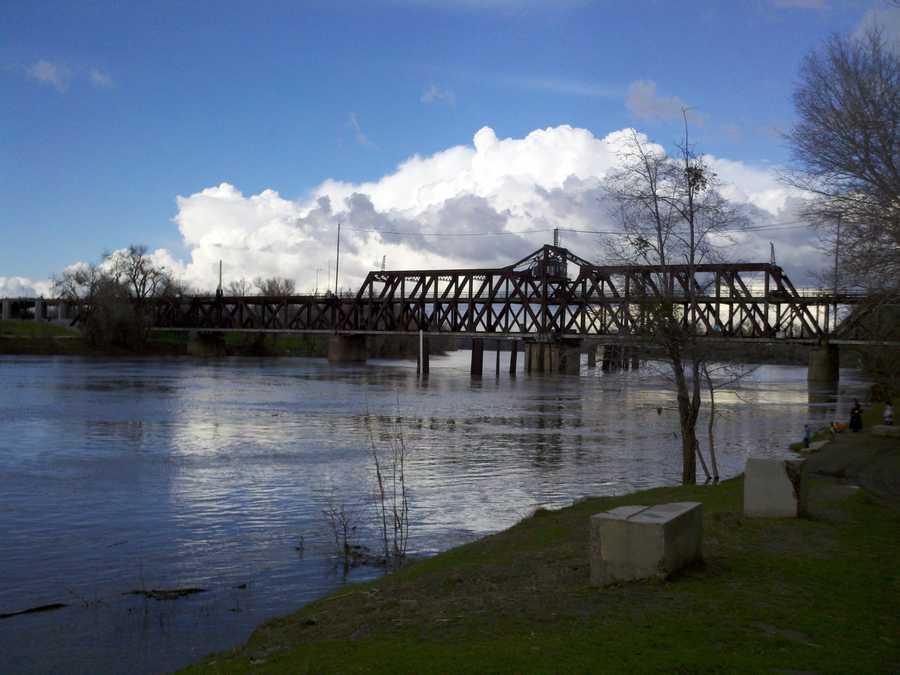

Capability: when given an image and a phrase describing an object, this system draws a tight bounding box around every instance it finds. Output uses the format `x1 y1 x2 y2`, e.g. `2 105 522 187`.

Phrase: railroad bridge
155 245 879 382
4 245 887 382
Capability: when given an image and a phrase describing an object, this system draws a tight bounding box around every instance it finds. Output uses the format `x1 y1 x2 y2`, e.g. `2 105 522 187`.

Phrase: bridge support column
417 332 429 377
1 299 10 321
808 343 839 385
527 342 545 373
548 344 561 373
558 341 582 375
187 331 227 357
33 299 44 321
328 335 367 363
470 338 484 378
602 345 617 371
509 340 518 376
56 302 68 321
587 344 597 369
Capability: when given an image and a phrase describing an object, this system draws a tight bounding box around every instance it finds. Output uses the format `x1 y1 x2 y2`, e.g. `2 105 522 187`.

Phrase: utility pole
334 222 341 296
315 268 322 295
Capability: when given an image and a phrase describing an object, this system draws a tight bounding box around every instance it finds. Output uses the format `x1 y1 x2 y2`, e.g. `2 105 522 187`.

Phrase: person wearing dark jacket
849 399 863 432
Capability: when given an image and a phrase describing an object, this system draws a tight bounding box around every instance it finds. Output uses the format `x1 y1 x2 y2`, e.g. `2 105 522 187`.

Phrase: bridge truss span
151 245 871 341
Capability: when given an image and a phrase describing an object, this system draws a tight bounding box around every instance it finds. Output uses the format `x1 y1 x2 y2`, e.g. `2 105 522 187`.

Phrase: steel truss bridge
149 246 881 344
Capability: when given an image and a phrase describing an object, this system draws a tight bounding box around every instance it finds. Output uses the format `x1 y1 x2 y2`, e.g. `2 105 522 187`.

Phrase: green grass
184 456 900 674
0 319 79 338
147 332 327 356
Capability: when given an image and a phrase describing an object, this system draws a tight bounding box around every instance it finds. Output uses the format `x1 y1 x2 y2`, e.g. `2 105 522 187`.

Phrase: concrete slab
799 440 830 454
872 425 899 438
590 501 703 586
744 458 807 518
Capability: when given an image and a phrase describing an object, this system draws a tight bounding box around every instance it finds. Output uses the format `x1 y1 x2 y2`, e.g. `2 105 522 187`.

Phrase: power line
340 226 555 237
332 219 813 240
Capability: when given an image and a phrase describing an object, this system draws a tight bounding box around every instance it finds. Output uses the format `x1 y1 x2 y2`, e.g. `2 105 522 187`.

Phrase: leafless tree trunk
604 118 746 484
703 363 720 482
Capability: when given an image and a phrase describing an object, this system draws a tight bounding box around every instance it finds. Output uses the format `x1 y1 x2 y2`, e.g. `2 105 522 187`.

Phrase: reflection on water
0 353 864 673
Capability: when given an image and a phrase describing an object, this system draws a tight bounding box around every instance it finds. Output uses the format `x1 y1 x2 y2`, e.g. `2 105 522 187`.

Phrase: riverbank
184 421 900 674
0 321 451 358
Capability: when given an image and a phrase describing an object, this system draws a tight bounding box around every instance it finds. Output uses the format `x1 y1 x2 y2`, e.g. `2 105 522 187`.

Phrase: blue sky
1 0 893 292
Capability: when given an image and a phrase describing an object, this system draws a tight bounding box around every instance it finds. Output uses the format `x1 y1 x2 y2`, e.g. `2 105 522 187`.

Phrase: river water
0 352 865 673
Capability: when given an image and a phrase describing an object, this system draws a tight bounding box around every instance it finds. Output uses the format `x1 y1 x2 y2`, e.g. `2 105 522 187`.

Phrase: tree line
52 245 300 349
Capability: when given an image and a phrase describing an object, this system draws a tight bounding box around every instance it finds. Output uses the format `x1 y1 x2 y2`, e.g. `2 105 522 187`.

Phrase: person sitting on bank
884 400 894 426
849 399 863 433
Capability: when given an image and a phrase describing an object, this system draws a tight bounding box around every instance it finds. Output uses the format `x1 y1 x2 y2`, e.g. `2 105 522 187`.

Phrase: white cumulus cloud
163 124 822 294
0 276 53 297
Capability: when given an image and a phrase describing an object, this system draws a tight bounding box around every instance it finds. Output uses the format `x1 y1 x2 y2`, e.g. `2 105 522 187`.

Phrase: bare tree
604 120 747 484
53 263 104 302
369 425 411 567
108 245 175 301
53 245 179 349
701 362 758 482
253 276 297 296
784 28 900 292
226 278 252 296
322 501 360 571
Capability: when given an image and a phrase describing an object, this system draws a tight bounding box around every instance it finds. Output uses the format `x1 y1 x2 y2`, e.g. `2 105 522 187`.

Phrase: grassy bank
0 319 79 338
789 401 893 451
185 435 900 674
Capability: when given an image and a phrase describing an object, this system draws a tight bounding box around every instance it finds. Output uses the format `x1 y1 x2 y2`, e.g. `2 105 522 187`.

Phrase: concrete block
872 425 899 438
743 458 807 518
327 335 367 363
590 502 703 586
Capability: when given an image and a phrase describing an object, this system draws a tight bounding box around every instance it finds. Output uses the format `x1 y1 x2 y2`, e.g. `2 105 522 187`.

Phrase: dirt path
803 428 900 506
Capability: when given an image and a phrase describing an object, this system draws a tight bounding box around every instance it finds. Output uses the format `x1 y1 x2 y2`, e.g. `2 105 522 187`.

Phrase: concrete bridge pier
808 342 839 385
587 344 597 368
509 340 518 376
556 341 582 375
526 342 545 373
601 345 619 371
416 332 430 377
33 299 44 321
187 331 227 357
1 299 10 321
328 334 368 363
470 337 484 378
524 341 580 375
